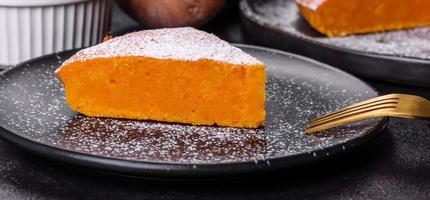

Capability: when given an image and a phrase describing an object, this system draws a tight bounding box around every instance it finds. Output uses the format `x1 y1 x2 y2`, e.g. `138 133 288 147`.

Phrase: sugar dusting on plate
0 50 380 164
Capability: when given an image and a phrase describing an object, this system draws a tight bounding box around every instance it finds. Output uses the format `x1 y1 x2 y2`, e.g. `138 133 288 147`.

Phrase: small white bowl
0 0 112 67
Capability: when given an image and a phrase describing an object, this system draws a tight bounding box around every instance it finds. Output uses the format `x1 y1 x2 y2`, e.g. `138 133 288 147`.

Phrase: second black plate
240 0 430 87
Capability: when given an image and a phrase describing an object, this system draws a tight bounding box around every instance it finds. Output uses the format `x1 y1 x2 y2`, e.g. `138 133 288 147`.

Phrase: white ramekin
0 0 112 67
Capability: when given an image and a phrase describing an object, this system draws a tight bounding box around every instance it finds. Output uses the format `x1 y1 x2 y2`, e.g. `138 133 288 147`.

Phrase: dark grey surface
0 2 428 199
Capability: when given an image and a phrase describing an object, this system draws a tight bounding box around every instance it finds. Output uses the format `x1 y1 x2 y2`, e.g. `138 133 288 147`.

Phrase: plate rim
0 44 388 178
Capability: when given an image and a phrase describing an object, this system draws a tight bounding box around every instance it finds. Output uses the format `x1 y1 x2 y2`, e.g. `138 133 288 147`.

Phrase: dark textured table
0 3 429 200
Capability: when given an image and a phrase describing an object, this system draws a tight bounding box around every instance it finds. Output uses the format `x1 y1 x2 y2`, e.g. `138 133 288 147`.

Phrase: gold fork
305 94 430 134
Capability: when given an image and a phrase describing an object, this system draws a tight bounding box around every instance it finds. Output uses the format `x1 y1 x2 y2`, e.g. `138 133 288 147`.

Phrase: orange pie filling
297 0 430 37
56 56 266 128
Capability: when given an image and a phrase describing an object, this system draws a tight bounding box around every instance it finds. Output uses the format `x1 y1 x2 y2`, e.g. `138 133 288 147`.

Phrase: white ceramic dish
0 0 112 67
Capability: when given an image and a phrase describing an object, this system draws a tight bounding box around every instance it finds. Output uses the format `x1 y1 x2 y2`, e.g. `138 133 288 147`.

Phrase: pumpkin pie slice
55 27 266 128
297 0 430 37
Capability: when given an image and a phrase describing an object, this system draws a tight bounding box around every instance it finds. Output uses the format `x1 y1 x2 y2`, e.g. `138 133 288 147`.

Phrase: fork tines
305 94 430 134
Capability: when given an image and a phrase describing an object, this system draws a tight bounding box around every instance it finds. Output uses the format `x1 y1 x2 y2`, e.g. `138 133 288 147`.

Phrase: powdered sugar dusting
296 0 326 10
0 48 382 165
58 116 267 162
241 0 430 60
60 27 263 69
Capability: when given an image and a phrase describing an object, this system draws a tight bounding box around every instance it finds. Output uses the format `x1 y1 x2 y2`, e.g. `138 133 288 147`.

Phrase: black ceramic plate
0 44 387 178
240 0 430 87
